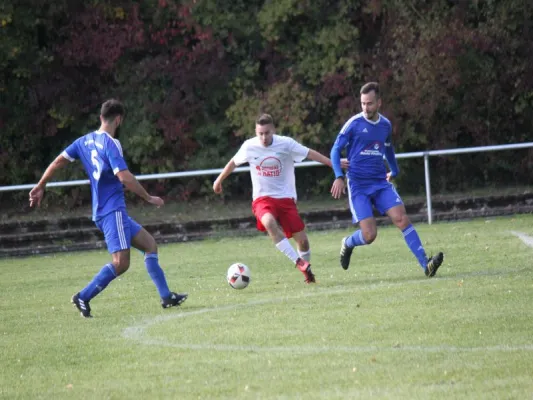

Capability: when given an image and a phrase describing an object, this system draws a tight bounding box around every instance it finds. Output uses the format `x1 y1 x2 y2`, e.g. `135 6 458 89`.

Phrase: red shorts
251 196 305 239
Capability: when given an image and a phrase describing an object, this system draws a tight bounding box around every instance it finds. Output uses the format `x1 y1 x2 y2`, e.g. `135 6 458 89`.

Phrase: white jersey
233 134 309 200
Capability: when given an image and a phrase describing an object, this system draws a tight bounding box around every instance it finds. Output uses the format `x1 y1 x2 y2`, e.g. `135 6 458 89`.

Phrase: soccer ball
227 263 251 290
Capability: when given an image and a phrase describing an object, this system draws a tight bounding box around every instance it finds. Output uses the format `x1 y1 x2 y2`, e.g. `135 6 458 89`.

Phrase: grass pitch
1 215 533 399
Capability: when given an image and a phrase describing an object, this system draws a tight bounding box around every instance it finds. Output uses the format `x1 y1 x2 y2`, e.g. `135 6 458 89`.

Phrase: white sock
298 249 311 262
275 238 299 264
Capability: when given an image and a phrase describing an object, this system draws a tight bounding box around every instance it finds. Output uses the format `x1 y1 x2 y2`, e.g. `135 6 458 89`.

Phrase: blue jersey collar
362 114 381 125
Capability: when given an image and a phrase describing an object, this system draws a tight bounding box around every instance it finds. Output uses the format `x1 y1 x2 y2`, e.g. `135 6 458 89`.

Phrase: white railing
1 142 532 224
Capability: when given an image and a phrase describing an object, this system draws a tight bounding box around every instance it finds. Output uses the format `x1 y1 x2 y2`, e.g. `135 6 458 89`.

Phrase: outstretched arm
116 169 164 207
29 155 71 207
213 159 237 194
306 149 349 169
306 149 332 167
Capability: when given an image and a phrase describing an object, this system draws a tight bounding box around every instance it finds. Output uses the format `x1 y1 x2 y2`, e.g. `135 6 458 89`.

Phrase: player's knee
363 230 377 244
145 237 158 254
393 213 410 229
261 215 277 230
263 219 283 239
113 260 130 275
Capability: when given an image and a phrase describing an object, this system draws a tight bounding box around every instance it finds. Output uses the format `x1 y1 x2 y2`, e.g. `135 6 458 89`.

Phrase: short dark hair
100 99 125 121
360 82 380 98
255 113 274 126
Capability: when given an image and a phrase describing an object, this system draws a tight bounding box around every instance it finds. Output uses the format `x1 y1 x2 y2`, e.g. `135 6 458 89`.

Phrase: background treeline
1 0 532 207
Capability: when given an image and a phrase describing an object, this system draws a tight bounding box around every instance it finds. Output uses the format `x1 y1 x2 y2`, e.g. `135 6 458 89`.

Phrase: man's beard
114 125 121 138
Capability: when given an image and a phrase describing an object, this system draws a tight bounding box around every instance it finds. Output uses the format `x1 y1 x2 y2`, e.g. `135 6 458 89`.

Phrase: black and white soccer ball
226 263 251 290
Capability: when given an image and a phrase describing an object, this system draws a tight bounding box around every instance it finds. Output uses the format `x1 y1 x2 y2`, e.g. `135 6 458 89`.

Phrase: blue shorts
347 179 403 223
95 209 143 254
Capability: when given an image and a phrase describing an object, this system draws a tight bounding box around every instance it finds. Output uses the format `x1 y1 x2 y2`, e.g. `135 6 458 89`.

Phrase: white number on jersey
91 149 102 181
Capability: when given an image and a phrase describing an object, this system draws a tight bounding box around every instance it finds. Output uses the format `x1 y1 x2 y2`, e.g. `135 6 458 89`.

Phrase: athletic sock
145 253 171 298
297 249 311 262
346 230 367 248
79 264 117 301
402 224 428 269
275 238 300 264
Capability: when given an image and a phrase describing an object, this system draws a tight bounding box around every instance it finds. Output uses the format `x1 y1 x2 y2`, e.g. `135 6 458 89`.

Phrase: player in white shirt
213 113 339 283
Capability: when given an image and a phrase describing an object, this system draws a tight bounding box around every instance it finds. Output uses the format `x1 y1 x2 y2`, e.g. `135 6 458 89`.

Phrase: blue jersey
62 131 128 221
331 112 399 185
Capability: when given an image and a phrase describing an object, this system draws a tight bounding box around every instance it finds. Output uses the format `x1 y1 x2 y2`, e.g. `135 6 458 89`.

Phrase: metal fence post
424 152 432 224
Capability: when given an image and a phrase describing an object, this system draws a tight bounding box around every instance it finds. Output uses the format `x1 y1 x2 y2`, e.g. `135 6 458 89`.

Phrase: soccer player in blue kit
29 99 187 317
330 82 444 277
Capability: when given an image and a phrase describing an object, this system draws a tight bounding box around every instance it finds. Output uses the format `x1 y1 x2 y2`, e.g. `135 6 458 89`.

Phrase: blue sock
145 253 171 299
346 230 367 248
402 224 427 269
79 264 117 301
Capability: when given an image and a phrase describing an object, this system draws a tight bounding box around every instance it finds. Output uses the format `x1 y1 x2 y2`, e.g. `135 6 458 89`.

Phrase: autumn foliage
1 0 532 202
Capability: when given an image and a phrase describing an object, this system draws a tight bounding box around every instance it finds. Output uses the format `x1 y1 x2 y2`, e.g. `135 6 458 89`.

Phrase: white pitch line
510 231 533 248
123 273 533 354
124 287 357 339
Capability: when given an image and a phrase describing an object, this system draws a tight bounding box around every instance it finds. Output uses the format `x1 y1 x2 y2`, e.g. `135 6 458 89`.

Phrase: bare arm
306 149 332 167
116 169 163 206
306 149 350 169
306 149 349 169
29 155 71 207
37 155 70 186
116 170 150 201
213 159 237 194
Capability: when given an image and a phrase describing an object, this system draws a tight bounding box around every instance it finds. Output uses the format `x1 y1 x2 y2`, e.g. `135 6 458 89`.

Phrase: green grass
1 215 533 399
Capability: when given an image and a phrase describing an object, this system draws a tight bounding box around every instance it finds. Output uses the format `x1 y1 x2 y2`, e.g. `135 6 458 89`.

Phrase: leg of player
340 217 377 270
386 204 444 277
340 191 376 270
71 250 127 318
72 209 137 318
261 213 315 283
292 230 315 283
131 227 188 308
292 230 311 262
358 217 378 244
